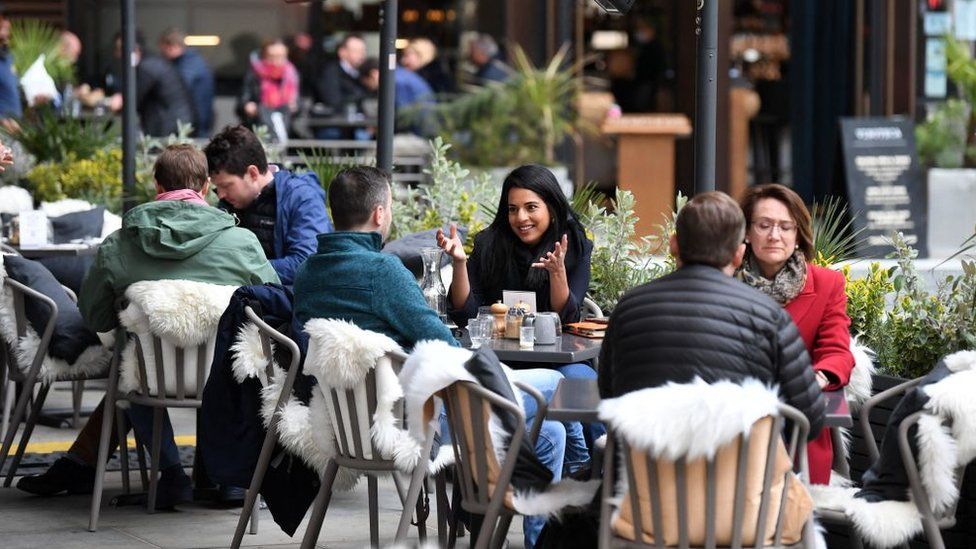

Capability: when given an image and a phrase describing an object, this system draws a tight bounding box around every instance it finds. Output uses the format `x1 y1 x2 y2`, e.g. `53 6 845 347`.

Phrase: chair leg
248 497 260 535
1 377 12 440
90 355 121 532
395 435 434 540
0 377 36 478
300 460 339 549
436 472 449 547
116 409 130 494
133 430 149 491
920 515 945 549
72 380 85 429
232 408 289 549
368 475 379 548
147 407 163 514
490 514 514 549
4 383 49 486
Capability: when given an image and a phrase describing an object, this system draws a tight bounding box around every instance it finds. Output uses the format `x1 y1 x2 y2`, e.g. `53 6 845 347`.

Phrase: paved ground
0 382 526 548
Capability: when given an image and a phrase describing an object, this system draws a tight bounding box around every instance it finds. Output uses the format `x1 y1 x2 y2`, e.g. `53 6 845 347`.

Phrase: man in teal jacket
19 145 279 506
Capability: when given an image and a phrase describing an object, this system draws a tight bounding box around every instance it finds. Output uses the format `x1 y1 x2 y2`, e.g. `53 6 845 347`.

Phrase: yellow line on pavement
23 435 197 455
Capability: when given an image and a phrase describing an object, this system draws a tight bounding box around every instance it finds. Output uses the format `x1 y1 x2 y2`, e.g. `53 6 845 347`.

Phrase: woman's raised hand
532 234 568 276
436 223 467 262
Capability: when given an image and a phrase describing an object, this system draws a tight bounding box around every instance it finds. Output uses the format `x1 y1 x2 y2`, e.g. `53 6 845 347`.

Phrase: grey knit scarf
737 249 808 305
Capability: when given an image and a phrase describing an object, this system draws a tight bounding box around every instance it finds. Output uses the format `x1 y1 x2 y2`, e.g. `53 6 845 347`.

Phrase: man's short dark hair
154 144 208 192
675 191 745 269
203 125 268 176
339 33 364 50
159 27 185 47
328 166 391 230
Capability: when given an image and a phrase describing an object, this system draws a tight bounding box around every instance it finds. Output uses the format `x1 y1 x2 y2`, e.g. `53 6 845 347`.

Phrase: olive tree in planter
431 45 581 196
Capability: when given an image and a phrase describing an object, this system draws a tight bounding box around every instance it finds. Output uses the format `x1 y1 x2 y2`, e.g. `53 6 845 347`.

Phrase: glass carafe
420 247 447 318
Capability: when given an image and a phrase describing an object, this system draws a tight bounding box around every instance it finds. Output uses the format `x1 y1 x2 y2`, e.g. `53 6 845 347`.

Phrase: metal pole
694 0 717 193
377 0 397 171
121 0 137 212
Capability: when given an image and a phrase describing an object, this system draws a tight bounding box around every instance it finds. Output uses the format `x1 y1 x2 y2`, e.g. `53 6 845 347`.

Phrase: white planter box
927 168 976 259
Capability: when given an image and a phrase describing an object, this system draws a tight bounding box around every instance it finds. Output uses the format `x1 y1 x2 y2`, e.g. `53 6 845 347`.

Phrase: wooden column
603 114 693 238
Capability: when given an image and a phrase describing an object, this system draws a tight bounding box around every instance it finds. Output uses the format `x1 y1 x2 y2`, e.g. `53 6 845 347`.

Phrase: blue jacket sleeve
272 173 332 285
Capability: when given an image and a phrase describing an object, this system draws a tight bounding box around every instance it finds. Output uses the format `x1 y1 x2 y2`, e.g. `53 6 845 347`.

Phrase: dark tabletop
547 378 854 428
464 333 603 364
14 243 100 259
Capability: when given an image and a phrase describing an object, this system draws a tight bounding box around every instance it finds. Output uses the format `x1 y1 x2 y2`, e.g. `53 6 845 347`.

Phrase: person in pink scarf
237 39 300 142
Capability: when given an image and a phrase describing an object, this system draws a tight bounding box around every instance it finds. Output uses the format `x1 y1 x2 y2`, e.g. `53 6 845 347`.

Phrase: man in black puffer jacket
598 191 825 439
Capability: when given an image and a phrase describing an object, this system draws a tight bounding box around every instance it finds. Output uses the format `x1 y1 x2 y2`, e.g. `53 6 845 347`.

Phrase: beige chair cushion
612 416 813 546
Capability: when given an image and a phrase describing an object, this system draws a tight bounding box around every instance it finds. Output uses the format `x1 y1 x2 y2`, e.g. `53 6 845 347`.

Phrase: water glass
468 318 492 349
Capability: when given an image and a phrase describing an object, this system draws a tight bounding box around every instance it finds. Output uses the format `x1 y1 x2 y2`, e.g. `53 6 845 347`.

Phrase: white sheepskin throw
399 339 600 517
597 378 781 461
847 337 875 411
810 349 976 548
0 185 33 214
0 259 110 383
40 198 95 217
117 280 236 394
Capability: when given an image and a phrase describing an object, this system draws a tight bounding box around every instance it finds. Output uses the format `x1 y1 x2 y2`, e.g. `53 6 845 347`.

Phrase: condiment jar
504 307 523 339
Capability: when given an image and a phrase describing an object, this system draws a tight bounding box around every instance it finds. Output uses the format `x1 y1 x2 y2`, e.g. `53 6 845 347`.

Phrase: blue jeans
552 362 607 449
126 404 181 471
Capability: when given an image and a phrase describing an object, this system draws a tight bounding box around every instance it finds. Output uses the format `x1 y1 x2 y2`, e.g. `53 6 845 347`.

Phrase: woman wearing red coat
737 184 855 484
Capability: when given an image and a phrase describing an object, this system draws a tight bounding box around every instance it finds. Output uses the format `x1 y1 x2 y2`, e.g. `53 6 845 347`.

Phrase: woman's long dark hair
477 164 587 296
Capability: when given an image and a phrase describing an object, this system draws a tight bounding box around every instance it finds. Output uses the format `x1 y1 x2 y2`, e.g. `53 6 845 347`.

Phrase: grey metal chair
89 297 233 531
299 348 434 549
0 277 107 485
230 307 302 549
817 378 965 549
431 379 547 549
598 402 816 549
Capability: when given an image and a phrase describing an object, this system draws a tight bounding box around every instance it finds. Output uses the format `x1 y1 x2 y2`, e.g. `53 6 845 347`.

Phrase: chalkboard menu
839 117 928 258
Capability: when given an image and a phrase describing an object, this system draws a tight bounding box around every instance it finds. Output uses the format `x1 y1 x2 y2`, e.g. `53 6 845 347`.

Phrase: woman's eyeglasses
751 219 797 234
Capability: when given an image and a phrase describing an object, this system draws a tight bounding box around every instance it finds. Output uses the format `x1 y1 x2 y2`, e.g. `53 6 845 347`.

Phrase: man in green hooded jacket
19 145 278 506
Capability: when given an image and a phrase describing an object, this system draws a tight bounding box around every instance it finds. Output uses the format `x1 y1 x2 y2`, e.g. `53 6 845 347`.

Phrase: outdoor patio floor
0 382 525 548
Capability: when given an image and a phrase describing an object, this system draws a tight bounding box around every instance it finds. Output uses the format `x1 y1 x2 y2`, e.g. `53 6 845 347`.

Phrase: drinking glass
469 317 491 349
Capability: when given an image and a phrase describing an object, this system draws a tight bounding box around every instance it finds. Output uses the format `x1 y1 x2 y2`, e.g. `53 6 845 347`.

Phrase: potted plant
431 45 581 196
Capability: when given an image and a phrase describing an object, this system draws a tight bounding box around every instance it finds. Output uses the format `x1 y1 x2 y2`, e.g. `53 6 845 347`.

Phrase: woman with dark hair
439 164 592 324
436 165 599 479
737 183 855 485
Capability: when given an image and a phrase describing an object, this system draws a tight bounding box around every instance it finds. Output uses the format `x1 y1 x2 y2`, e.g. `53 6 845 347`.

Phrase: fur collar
598 377 781 461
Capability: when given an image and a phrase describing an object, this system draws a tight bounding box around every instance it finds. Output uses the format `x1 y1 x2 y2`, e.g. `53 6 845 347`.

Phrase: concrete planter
927 168 976 259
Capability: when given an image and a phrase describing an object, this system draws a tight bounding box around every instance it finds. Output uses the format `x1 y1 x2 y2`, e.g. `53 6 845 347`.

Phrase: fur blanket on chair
810 350 976 548
0 261 110 383
228 318 412 491
399 340 601 518
117 280 237 395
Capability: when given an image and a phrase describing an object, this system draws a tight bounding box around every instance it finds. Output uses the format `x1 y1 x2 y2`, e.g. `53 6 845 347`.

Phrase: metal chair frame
434 379 547 549
818 378 965 549
89 298 250 531
298 346 435 549
598 402 816 549
0 277 107 484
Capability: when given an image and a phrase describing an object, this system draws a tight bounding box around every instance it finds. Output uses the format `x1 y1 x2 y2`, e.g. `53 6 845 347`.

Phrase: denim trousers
126 404 182 471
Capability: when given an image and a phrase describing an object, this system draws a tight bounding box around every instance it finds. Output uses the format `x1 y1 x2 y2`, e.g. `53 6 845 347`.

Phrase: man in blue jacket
204 125 331 285
159 27 215 137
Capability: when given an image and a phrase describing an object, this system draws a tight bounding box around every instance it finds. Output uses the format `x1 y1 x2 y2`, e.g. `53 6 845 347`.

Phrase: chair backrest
898 411 967 529
129 329 216 401
606 403 812 548
321 351 406 464
441 380 526 514
242 306 300 390
0 278 57 383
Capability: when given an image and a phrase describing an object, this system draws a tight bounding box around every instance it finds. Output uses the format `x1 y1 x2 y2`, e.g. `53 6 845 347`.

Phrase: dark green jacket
79 201 279 333
292 231 455 349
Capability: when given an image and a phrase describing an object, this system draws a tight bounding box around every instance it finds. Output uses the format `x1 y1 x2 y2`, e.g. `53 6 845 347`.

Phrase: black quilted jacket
598 264 826 439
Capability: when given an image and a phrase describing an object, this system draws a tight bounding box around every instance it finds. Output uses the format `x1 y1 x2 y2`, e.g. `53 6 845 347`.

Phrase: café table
11 241 100 259
547 377 854 428
463 333 603 364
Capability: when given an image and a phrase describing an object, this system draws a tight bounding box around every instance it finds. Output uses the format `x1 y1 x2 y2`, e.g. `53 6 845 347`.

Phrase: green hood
121 201 237 260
